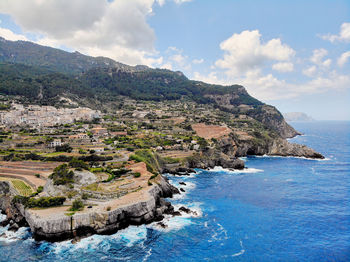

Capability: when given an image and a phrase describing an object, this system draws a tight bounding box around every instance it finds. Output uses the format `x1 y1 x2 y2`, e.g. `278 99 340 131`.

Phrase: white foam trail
210 166 263 174
232 240 245 257
208 222 229 243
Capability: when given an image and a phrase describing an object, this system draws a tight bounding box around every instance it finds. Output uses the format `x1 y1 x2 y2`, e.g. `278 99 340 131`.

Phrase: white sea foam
173 202 203 218
208 222 228 242
111 225 148 247
142 248 152 262
150 202 202 232
50 225 148 254
232 240 245 257
150 215 192 233
0 213 6 223
170 180 197 200
210 166 263 174
0 226 30 243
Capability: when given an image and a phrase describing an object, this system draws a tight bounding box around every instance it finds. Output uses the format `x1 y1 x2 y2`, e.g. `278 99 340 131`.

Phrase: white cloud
321 22 350 43
156 0 166 6
174 0 193 4
239 70 350 101
192 71 227 85
160 46 192 71
0 0 162 66
0 27 27 41
192 29 350 102
155 0 192 6
337 51 350 67
192 58 204 64
215 30 295 76
310 48 328 64
302 65 317 77
309 48 332 68
272 62 294 72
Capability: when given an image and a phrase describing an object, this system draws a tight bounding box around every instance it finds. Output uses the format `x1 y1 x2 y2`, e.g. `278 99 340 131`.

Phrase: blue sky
0 0 349 120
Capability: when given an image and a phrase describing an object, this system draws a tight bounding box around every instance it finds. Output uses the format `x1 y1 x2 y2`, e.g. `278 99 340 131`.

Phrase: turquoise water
0 121 349 261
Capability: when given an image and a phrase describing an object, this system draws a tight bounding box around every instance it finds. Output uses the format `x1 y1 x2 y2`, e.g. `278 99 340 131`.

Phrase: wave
0 226 31 243
209 166 263 174
150 202 202 232
142 248 152 262
208 222 228 243
0 213 6 223
168 179 197 200
150 215 192 233
48 225 148 255
232 240 245 257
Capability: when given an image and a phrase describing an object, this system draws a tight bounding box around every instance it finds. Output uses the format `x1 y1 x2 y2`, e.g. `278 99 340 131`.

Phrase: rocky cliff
1 176 179 242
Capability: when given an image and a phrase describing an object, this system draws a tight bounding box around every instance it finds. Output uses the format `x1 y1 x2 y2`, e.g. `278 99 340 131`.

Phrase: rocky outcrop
187 149 245 170
1 175 179 242
235 138 324 159
267 139 324 158
0 181 28 230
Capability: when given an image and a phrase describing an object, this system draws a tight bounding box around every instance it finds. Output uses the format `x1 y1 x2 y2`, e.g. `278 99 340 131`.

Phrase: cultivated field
192 123 232 139
0 161 60 189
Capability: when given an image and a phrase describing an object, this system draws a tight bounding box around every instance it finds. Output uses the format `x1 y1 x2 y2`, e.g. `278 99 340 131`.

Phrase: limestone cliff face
207 88 300 139
14 175 178 241
234 138 324 159
250 105 301 139
0 181 28 229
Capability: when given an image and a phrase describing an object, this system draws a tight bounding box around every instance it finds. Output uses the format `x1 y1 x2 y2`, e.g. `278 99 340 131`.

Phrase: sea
0 121 349 261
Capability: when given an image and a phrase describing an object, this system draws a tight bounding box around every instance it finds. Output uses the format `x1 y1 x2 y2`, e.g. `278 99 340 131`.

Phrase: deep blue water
0 121 349 261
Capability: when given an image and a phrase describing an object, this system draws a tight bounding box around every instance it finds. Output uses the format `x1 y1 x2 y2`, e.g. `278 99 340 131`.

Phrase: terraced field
11 179 33 196
0 161 60 189
0 177 33 196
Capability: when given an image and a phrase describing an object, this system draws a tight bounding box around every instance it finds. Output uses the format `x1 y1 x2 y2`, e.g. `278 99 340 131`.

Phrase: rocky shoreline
0 175 180 242
0 134 324 242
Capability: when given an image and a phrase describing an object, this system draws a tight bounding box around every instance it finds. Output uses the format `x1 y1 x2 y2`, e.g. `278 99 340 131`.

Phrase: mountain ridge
0 37 298 138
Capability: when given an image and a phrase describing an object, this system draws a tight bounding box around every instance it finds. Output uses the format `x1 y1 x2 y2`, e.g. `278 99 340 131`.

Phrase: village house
91 127 109 137
48 139 62 148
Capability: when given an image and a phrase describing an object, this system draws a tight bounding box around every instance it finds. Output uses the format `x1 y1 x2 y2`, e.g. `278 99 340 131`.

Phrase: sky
0 0 349 120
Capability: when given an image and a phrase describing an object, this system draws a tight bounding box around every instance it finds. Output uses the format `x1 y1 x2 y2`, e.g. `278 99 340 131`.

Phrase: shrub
13 196 66 208
55 144 73 153
133 172 141 178
36 186 43 193
69 158 89 170
49 164 74 185
70 198 84 211
128 150 160 175
82 192 90 200
106 206 111 211
35 174 40 178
